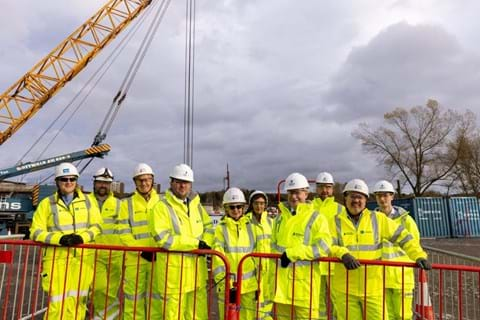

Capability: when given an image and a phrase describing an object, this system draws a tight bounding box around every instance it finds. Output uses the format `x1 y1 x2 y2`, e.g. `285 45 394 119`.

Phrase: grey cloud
321 22 479 122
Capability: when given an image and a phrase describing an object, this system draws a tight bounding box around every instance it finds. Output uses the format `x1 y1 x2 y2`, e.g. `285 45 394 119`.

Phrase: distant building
111 181 124 194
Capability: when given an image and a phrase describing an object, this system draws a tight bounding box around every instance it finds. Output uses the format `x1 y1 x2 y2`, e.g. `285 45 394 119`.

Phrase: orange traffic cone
415 269 434 320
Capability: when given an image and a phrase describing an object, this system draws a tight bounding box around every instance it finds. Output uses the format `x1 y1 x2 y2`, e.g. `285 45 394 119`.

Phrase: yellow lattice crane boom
0 0 152 145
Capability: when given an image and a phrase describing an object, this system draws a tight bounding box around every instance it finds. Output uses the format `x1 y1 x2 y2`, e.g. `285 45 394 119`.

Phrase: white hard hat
223 187 246 205
170 163 194 182
284 172 309 191
55 162 79 179
316 172 334 184
373 180 395 194
133 163 154 178
249 190 268 205
93 167 114 182
343 179 369 197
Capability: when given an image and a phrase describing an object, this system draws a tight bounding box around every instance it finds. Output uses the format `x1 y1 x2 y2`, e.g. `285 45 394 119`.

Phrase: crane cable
78 0 172 175
183 0 196 167
31 0 172 183
17 0 158 166
93 0 172 146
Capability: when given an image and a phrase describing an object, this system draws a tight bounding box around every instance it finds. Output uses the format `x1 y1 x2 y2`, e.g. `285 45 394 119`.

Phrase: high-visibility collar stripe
337 203 343 215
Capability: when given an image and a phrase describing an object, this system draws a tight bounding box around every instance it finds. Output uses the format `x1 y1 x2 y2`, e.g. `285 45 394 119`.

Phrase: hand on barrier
198 240 211 250
140 251 156 262
59 234 76 246
416 258 432 270
280 252 291 268
229 288 237 304
341 253 361 270
71 234 83 245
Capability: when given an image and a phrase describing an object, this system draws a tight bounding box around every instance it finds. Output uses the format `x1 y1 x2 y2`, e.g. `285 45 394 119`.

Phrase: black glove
59 234 75 246
416 258 432 270
280 252 291 268
70 234 83 245
198 240 211 250
229 288 237 304
341 253 361 270
140 251 156 262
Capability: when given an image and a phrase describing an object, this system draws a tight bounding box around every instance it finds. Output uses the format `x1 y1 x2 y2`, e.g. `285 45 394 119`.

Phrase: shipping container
447 197 480 237
413 198 451 238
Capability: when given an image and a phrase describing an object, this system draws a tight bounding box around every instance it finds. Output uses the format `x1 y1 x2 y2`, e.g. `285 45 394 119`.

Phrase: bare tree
352 100 467 196
448 115 480 195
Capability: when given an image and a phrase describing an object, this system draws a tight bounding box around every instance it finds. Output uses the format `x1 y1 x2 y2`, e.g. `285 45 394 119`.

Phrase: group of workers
29 162 431 320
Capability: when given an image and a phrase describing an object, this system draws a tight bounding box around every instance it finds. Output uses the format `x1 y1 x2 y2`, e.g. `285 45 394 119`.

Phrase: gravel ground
421 237 480 258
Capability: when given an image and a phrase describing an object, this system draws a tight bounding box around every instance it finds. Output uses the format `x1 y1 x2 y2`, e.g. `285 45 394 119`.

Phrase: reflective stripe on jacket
271 201 332 307
30 190 103 260
88 192 122 257
149 189 214 292
213 215 258 294
117 190 159 265
312 196 343 275
246 211 272 254
330 207 427 295
376 206 419 290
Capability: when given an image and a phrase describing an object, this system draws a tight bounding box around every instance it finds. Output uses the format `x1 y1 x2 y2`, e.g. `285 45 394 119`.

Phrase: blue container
412 198 451 238
367 198 414 215
366 201 378 211
447 197 480 237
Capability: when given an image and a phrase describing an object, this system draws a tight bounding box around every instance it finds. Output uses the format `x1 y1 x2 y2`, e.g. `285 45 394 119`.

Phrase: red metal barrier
2 239 479 319
0 239 231 320
236 253 480 320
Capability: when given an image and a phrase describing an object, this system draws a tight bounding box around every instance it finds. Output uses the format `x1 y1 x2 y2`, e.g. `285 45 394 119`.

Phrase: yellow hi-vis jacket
246 211 272 254
149 189 214 293
30 190 103 260
376 206 419 291
312 196 344 221
213 215 258 294
312 196 344 276
87 192 122 258
246 211 273 307
272 201 334 307
329 207 427 296
117 190 159 265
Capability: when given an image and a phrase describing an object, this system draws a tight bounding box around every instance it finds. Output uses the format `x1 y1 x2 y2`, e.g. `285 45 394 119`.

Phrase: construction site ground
422 237 480 258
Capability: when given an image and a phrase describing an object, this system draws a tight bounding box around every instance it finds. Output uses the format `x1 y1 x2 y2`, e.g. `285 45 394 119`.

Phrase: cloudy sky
1 0 479 193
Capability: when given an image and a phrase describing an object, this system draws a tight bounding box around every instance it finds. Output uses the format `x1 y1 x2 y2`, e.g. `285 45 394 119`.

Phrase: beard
95 187 108 197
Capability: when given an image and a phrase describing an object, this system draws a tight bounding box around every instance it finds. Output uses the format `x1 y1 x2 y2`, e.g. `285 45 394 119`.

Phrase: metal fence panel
0 239 229 320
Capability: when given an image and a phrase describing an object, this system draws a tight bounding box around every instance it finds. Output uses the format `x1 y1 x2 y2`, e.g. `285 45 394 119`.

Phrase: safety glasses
228 205 244 210
59 177 77 182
